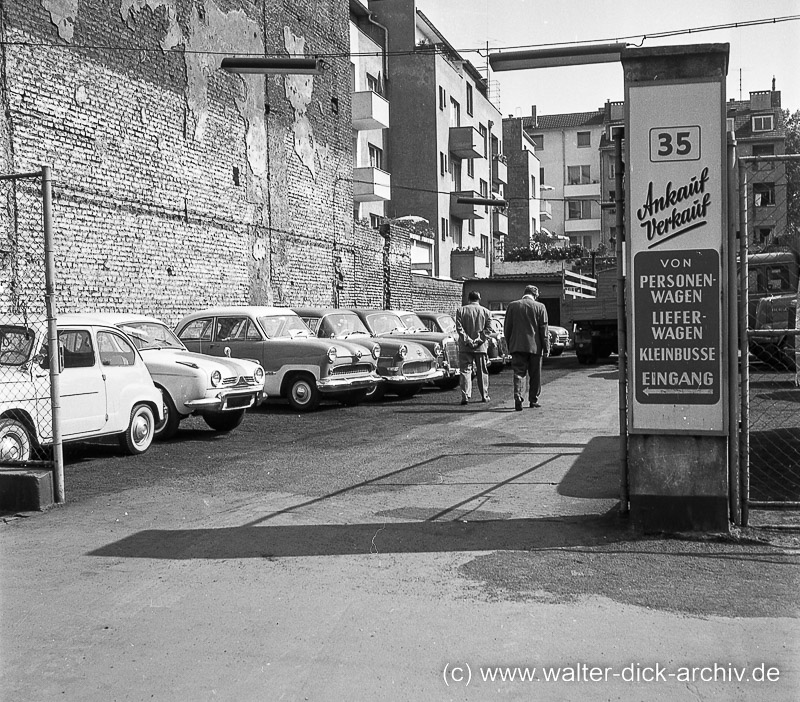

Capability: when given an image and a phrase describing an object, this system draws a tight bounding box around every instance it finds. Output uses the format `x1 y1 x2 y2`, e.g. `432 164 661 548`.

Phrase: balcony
564 181 601 199
450 190 485 220
492 155 507 185
353 166 391 202
351 90 390 131
449 126 484 159
564 217 601 233
451 249 490 279
539 199 552 221
492 209 508 236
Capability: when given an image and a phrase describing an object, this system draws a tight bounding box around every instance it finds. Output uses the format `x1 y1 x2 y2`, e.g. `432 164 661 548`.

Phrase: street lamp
220 57 321 74
489 43 626 71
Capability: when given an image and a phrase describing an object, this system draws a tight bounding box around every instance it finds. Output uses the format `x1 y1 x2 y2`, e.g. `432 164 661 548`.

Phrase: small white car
88 313 267 439
0 315 163 461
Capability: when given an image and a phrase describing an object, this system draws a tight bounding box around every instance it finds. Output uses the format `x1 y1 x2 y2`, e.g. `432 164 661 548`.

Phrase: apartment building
522 107 606 251
598 101 625 252
728 85 789 250
367 0 506 280
350 0 391 227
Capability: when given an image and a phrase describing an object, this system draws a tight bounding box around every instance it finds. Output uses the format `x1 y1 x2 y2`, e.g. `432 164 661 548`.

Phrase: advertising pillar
622 45 730 531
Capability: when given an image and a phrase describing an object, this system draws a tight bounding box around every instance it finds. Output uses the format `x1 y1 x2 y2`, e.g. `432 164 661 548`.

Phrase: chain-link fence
739 153 800 521
0 168 62 501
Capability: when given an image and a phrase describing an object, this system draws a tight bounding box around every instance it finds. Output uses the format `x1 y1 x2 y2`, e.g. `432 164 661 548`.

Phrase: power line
3 14 798 60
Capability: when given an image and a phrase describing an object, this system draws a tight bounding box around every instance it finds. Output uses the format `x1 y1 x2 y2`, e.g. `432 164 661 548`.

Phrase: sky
416 0 800 118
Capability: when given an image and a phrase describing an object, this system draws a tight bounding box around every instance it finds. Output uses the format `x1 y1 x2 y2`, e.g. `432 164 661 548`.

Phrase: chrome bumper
317 372 382 393
184 389 263 412
383 367 444 385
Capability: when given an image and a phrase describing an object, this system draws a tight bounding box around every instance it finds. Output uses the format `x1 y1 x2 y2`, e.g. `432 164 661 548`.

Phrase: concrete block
0 469 55 512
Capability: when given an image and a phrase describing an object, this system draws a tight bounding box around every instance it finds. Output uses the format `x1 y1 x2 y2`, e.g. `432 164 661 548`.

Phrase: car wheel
118 403 155 455
154 392 181 441
365 383 386 402
203 409 245 432
287 375 320 412
0 417 33 462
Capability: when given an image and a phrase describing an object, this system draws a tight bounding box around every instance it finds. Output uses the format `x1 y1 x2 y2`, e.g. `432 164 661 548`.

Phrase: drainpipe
365 11 390 85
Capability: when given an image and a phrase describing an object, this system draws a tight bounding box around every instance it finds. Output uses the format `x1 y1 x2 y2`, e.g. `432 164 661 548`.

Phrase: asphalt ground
2 354 799 701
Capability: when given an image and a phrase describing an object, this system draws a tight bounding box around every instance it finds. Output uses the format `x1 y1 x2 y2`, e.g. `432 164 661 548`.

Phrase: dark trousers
510 351 543 403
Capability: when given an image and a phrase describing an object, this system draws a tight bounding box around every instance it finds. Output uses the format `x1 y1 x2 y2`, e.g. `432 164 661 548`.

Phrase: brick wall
0 0 417 325
411 275 463 315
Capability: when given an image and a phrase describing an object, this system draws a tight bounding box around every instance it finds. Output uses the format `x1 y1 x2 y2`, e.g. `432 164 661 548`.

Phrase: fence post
727 135 741 526
41 164 64 503
737 160 749 527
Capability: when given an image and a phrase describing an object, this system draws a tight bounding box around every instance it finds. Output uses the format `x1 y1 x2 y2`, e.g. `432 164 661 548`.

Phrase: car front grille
444 340 458 367
222 376 257 387
402 360 434 376
330 363 374 377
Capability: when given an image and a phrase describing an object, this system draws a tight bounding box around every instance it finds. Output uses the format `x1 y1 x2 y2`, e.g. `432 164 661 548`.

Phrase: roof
177 306 300 319
523 110 605 131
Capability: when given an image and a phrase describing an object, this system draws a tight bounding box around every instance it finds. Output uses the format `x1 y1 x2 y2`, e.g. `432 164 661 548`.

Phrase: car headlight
210 370 222 387
254 366 265 384
398 344 408 359
371 344 380 360
433 343 442 356
327 346 337 363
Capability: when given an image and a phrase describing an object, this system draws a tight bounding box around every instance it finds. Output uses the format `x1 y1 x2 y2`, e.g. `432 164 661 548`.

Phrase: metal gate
0 166 64 502
738 153 800 525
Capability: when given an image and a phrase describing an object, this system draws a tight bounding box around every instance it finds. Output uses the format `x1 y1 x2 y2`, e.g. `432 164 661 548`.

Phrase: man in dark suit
503 285 550 411
455 290 493 405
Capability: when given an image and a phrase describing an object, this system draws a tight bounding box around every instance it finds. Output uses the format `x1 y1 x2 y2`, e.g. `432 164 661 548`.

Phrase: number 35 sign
650 126 701 162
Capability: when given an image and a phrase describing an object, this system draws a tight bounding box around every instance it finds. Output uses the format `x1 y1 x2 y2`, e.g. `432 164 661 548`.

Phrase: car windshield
0 325 36 366
319 313 370 338
435 316 457 334
257 314 312 339
365 312 408 335
119 321 185 350
399 313 428 332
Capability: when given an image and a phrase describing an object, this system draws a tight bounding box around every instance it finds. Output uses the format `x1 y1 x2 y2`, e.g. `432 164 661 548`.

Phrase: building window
441 217 448 240
480 179 488 214
577 131 591 147
467 158 474 178
439 86 446 110
370 214 384 229
368 144 383 170
452 220 463 248
450 98 461 128
567 200 592 219
753 183 775 207
468 218 475 237
567 165 591 185
756 227 772 244
752 143 775 157
481 235 489 259
539 167 545 185
466 83 474 116
440 152 447 176
531 175 536 195
752 114 774 132
479 124 488 158
531 134 544 150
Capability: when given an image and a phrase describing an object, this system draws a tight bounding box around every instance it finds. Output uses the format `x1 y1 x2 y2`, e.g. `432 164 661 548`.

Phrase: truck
561 265 619 364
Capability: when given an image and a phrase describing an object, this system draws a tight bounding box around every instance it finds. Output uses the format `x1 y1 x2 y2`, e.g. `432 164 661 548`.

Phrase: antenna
739 68 742 100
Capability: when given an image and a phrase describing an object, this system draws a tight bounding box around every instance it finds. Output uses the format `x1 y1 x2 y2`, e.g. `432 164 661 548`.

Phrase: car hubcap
132 413 151 446
0 433 23 461
294 384 309 403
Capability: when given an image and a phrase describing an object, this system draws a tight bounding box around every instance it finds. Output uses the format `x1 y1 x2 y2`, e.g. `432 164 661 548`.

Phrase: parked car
750 293 797 370
548 325 572 356
85 313 266 439
357 309 459 389
415 310 510 374
175 307 381 411
293 308 442 400
0 315 163 461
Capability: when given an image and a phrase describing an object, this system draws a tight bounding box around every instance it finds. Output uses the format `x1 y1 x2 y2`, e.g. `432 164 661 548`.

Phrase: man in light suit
503 285 550 411
455 290 493 405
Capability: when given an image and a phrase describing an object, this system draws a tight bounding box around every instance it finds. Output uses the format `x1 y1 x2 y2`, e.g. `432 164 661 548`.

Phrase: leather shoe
514 397 523 411
460 398 469 406
481 396 490 403
530 401 541 408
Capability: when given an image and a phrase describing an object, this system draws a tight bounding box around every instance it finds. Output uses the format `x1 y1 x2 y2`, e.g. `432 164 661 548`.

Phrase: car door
57 328 106 436
211 316 267 368
96 329 143 432
176 317 213 355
